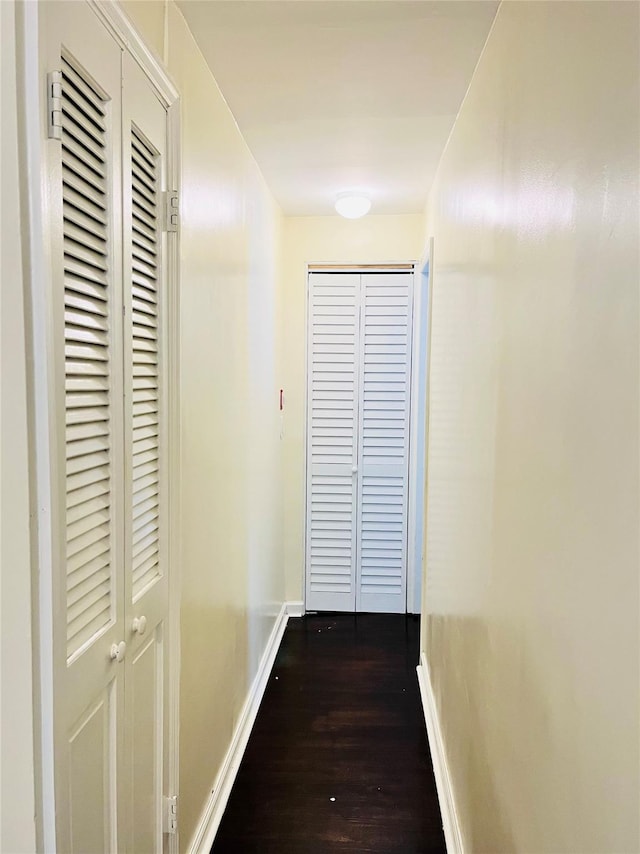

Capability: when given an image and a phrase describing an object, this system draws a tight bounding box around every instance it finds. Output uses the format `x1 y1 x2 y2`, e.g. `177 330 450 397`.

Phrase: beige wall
0 1 38 851
281 214 425 601
124 2 286 847
422 2 639 851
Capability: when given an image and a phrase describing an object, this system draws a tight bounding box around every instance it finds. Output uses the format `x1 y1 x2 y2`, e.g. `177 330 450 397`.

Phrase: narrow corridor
212 614 446 853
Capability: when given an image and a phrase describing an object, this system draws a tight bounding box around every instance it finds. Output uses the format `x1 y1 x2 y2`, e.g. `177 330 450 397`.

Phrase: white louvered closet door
356 273 413 613
44 5 124 852
306 273 360 611
306 271 413 613
45 8 172 852
121 52 169 854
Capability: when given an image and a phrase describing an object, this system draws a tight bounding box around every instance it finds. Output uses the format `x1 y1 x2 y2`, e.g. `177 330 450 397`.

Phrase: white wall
122 2 286 847
422 2 639 851
0 1 38 850
280 214 425 603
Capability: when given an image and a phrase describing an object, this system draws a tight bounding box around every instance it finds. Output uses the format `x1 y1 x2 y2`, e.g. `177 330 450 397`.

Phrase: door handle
352 466 358 474
132 615 147 636
110 641 126 663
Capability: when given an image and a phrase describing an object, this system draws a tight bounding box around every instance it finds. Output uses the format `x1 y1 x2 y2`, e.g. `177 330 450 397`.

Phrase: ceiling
176 1 499 216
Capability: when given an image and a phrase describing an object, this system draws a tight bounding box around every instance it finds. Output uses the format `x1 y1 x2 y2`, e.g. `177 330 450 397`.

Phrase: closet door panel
357 273 413 613
43 3 124 850
306 273 360 611
121 51 169 853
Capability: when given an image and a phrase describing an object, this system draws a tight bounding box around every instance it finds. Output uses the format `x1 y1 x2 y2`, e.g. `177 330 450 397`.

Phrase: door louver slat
62 56 112 659
130 126 161 600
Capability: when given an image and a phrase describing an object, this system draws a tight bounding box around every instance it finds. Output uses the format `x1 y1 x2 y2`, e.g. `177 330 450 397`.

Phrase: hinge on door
163 795 178 835
164 191 179 233
47 71 63 140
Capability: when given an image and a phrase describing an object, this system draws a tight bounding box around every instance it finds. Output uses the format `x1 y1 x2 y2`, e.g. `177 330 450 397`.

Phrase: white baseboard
187 602 289 854
285 600 305 617
416 652 465 854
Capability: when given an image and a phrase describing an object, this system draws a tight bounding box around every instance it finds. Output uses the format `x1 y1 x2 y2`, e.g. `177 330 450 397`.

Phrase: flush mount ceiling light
335 192 371 219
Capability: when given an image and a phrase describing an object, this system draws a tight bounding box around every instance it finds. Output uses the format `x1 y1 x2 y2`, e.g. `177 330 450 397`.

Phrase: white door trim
406 240 434 614
16 3 57 847
17 3 181 849
165 88 182 854
89 0 179 107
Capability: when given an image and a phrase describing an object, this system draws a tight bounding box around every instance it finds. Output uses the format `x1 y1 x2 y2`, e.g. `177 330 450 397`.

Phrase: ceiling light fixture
335 192 371 219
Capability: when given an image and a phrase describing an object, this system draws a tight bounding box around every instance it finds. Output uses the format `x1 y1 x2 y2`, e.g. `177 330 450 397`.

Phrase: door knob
352 465 358 474
110 641 126 663
132 616 147 636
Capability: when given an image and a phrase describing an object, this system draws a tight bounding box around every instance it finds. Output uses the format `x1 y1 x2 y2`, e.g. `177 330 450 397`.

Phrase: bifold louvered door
45 9 124 852
44 7 171 852
306 271 413 613
356 274 412 612
306 273 360 610
122 52 169 854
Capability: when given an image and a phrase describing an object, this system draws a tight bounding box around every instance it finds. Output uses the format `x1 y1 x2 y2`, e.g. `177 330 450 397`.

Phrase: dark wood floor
211 613 446 853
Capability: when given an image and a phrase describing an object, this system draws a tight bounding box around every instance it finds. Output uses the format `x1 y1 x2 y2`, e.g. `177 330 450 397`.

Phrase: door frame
406 240 434 614
304 262 423 614
16 2 181 850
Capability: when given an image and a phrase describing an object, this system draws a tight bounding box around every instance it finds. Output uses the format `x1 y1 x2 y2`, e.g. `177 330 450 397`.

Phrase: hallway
212 615 445 853
3 1 639 851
